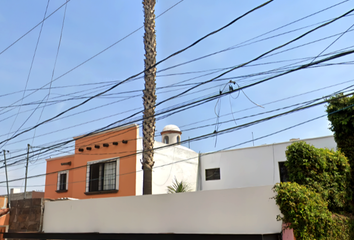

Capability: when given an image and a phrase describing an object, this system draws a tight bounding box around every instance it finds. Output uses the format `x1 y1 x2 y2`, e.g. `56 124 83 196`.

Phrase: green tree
326 93 354 177
285 141 352 212
167 178 191 193
274 182 353 240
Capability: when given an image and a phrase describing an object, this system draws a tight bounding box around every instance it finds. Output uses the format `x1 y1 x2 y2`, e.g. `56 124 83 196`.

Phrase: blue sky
0 0 354 194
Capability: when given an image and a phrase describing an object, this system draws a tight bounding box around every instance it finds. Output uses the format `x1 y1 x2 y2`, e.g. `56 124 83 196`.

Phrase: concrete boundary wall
43 185 281 234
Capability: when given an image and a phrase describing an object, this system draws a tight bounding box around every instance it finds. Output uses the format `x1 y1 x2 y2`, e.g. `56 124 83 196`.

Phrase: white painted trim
57 170 69 191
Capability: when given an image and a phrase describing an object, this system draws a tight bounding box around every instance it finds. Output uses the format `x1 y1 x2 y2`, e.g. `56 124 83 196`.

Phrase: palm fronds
167 178 191 193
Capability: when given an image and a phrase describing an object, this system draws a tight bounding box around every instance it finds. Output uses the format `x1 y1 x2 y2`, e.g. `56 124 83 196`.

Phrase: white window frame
85 158 119 192
57 170 69 191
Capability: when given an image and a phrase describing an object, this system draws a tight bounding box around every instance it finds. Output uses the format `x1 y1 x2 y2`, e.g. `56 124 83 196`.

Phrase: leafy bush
274 182 354 240
285 141 352 212
327 93 354 170
327 93 354 205
273 97 354 238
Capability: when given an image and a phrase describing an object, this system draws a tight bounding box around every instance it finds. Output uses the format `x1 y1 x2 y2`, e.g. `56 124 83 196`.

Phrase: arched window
177 136 180 143
163 136 169 144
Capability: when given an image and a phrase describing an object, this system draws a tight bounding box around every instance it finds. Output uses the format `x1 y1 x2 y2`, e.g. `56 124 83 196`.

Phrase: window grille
87 160 117 192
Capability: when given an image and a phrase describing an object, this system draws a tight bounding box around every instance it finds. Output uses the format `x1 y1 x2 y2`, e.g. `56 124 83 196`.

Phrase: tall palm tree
167 178 191 193
142 0 157 195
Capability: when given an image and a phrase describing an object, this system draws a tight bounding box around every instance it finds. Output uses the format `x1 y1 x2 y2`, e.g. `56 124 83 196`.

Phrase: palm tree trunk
142 0 156 195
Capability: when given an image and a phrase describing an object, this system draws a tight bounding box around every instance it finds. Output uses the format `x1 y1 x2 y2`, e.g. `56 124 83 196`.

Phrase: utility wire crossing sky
0 0 354 193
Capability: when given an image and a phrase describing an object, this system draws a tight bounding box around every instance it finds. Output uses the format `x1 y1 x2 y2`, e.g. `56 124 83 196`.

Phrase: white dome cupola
161 124 182 145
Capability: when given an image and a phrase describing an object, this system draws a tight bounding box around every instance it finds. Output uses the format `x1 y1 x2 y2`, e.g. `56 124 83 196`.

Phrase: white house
197 135 336 191
136 124 198 195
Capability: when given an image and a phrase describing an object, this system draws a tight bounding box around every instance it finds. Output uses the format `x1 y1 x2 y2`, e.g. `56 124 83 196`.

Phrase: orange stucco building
44 124 139 200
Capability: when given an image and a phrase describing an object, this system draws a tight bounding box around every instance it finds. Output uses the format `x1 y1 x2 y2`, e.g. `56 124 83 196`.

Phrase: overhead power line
180 78 354 129
2 12 353 113
0 0 274 148
5 54 354 163
0 79 327 152
4 0 51 145
6 1 349 125
156 1 354 75
0 0 70 56
2 3 354 164
1 94 353 185
0 44 350 117
155 7 354 108
0 106 346 188
2 87 353 168
2 44 354 166
32 1 68 145
0 0 184 115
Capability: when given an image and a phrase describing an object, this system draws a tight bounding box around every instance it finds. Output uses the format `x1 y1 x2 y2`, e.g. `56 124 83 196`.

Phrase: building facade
44 124 198 199
197 135 336 191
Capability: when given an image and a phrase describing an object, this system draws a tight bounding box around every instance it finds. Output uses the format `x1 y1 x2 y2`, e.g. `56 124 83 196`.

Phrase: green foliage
274 182 332 239
326 93 354 185
273 95 354 238
274 182 354 240
285 141 352 212
167 178 191 193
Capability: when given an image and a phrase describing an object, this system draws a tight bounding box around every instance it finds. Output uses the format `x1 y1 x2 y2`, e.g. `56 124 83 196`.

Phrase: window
86 159 119 194
57 171 68 192
163 136 169 144
176 136 180 143
205 168 220 181
278 162 289 182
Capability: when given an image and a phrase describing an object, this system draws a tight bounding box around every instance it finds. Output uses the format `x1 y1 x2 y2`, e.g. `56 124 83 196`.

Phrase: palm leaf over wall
167 178 191 193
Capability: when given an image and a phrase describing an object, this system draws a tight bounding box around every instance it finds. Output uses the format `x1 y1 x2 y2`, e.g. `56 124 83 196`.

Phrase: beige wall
43 185 281 234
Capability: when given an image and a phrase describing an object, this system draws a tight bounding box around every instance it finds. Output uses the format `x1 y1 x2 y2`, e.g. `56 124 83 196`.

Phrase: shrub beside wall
285 141 352 212
274 182 353 239
274 141 353 239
